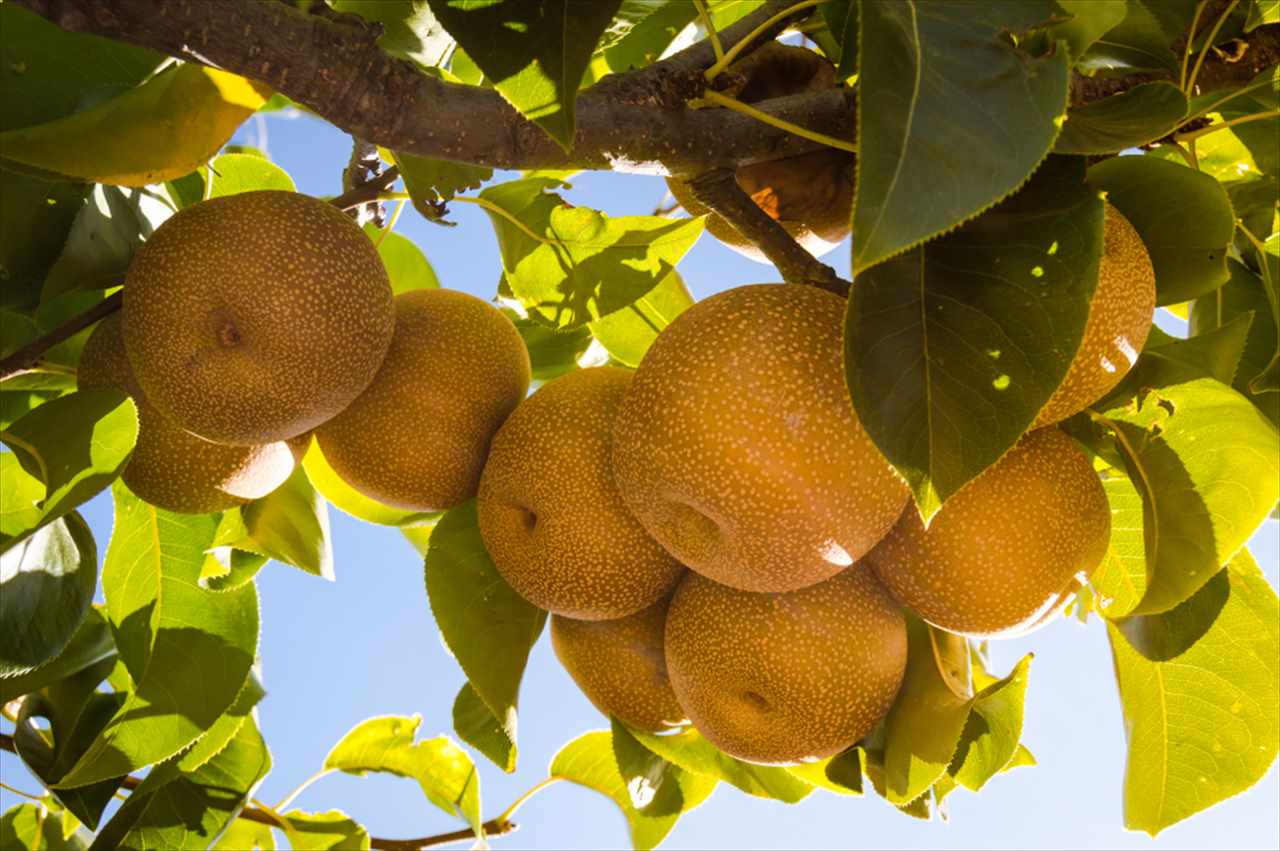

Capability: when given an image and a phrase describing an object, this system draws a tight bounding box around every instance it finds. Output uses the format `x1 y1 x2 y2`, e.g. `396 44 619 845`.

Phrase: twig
0 731 520 849
0 291 122 383
0 169 403 384
342 137 388 227
687 169 850 297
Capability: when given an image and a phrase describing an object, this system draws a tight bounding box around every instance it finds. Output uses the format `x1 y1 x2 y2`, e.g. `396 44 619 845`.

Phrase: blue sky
3 109 1278 850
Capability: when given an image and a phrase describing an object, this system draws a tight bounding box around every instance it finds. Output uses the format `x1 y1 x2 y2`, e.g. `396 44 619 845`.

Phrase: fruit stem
1184 0 1241 96
693 0 726 65
704 0 824 82
700 89 857 154
1174 108 1280 141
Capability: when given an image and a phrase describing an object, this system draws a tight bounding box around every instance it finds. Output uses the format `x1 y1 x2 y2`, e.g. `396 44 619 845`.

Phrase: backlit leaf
587 269 693 367
0 606 116 704
630 727 811 803
453 682 517 773
282 810 370 850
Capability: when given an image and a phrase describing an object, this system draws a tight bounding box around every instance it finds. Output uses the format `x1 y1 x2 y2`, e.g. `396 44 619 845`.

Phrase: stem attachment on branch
687 169 850 297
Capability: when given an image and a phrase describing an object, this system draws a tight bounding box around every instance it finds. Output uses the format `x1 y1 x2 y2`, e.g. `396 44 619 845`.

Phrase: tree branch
0 171 404 384
12 0 841 176
0 731 517 849
687 169 850 296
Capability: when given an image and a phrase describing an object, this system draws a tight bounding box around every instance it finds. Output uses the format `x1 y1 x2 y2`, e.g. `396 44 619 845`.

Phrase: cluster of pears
666 43 856 263
79 189 530 515
85 183 1155 767
482 205 1154 765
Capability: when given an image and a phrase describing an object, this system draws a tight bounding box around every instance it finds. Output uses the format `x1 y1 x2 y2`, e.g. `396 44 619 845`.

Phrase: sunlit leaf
629 727 811 803
588 269 692 367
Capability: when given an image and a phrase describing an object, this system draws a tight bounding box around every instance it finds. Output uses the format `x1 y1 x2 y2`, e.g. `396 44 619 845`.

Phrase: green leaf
330 0 455 68
211 818 276 851
820 0 858 80
424 501 547 748
0 63 269 186
852 0 1070 272
1096 375 1280 615
629 727 812 803
427 0 624 148
59 485 259 787
40 186 170 301
88 716 271 851
480 177 703 329
0 5 161 133
0 606 116 704
1 803 88 851
301 439 437 527
1107 551 1279 836
845 156 1104 519
282 810 370 851
363 225 441 294
13 657 126 830
1055 82 1188 155
783 748 864 796
208 152 296 198
550 730 717 851
1078 0 1179 73
229 466 335 580
601 1 698 74
453 682 517 773
0 511 96 675
1141 312 1253 386
0 171 87 312
176 670 267 773
881 620 1032 804
1090 471 1149 619
1192 259 1280 425
0 389 138 552
947 654 1031 792
323 714 482 837
1088 155 1234 305
587 269 692 368
393 149 493 215
611 720 685 815
1046 0 1129 59
1247 0 1280 29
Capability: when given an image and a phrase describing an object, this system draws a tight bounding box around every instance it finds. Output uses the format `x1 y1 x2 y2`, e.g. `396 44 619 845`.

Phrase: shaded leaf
330 0 455 68
0 171 87 312
424 501 547 749
611 720 684 815
629 727 811 803
947 655 1031 792
1192 259 1280 425
0 607 116 704
1078 0 1178 73
88 717 271 851
1088 155 1234 305
60 485 258 787
1108 551 1279 835
0 389 138 553
820 0 858 80
0 64 270 186
845 156 1103 519
1142 312 1253 386
40 186 170 301
852 0 1070 272
427 0 624 148
394 149 493 215
783 748 863 796
0 512 96 675
550 730 716 851
480 177 703 329
1 803 88 851
588 269 692 367
1096 375 1279 615
323 714 481 837
453 681 517 773
1055 82 1188 154
1046 0 1129 59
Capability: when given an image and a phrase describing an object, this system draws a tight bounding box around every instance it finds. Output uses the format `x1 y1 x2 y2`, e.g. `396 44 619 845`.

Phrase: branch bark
12 0 841 176
687 169 850 296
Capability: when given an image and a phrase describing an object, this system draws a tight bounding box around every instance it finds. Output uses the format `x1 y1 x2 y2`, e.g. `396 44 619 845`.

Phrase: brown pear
78 314 294 514
478 366 684 619
317 288 530 512
612 283 909 593
552 597 688 733
867 427 1110 637
664 568 907 765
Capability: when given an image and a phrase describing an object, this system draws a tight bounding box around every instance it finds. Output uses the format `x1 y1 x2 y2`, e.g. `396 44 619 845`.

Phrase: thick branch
0 173 403 384
688 169 850 297
13 0 840 175
0 731 517 849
